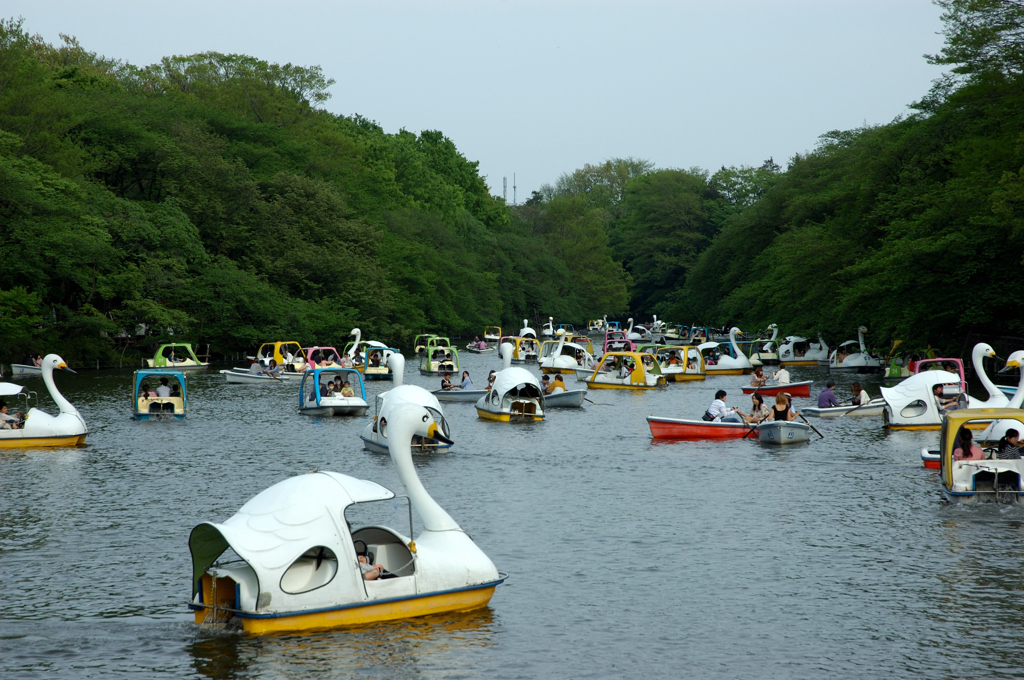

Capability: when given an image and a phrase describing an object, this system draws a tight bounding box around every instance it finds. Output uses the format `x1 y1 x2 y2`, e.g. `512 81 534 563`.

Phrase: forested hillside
0 18 628 363
540 0 1024 351
3 0 1023 363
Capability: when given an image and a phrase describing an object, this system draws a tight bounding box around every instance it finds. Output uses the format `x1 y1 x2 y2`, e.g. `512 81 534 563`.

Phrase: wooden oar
742 413 771 439
798 411 825 438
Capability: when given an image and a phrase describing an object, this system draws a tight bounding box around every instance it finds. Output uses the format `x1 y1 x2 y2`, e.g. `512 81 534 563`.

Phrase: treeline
0 19 628 363
536 0 1024 352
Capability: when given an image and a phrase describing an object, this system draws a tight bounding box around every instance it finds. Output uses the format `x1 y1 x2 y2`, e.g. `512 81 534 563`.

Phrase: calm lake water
2 354 1024 679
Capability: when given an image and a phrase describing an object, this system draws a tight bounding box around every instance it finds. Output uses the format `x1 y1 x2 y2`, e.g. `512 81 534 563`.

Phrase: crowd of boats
3 316 1024 635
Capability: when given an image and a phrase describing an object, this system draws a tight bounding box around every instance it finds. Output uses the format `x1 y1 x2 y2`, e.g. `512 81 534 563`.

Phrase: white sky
15 1 946 200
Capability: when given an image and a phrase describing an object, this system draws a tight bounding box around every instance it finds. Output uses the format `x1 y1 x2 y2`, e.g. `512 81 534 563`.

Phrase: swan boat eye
422 414 429 422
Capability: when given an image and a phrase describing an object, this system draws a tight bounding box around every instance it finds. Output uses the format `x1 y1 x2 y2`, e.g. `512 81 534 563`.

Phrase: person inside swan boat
0 402 24 429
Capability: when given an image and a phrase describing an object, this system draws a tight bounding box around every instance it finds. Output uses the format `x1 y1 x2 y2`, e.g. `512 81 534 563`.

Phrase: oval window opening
280 546 338 594
901 399 928 419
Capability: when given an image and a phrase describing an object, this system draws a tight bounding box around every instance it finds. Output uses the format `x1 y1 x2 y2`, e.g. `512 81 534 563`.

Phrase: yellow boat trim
540 367 577 375
239 585 497 635
665 374 706 382
585 382 659 390
782 360 820 366
0 434 87 449
887 421 989 432
475 410 543 422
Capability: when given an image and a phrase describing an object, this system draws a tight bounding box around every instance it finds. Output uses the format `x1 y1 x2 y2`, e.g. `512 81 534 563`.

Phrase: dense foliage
4 0 1024 364
538 0 1024 351
0 19 629 363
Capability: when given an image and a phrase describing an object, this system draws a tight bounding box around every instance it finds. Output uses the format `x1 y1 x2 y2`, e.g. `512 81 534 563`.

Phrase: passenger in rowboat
768 393 799 422
265 359 281 378
461 371 473 390
742 393 770 424
997 429 1022 460
541 375 551 394
953 427 983 461
850 382 870 406
441 373 453 391
773 363 790 384
550 375 566 394
707 390 745 423
817 381 840 408
750 366 768 388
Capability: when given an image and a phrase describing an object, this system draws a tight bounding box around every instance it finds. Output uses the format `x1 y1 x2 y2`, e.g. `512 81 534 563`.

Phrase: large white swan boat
188 403 503 634
0 354 88 448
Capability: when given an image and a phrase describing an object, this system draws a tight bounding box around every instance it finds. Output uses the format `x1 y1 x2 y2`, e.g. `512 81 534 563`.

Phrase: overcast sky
16 1 946 200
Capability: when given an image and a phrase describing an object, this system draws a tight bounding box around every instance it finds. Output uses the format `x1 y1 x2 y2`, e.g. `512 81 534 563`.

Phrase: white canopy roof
491 366 542 396
880 370 960 401
189 471 395 602
0 382 25 397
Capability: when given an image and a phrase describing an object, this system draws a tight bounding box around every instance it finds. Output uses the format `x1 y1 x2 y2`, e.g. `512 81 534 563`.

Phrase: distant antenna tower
503 177 507 202
513 173 517 206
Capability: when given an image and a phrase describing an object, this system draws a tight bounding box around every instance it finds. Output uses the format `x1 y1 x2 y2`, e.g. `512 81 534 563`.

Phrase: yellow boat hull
202 584 497 635
475 409 543 422
664 373 705 382
705 369 750 376
0 433 87 449
780 360 819 366
540 367 577 375
585 381 663 390
887 421 989 432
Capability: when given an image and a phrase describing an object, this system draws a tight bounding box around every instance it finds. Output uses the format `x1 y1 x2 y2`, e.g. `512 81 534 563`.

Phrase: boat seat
367 543 415 576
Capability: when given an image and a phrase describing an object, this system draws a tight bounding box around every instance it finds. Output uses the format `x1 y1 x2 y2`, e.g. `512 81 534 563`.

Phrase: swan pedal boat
778 335 829 366
698 327 753 375
134 369 186 419
647 416 752 440
539 331 595 375
9 363 41 377
146 343 209 370
476 344 544 421
755 420 810 445
189 404 503 634
299 368 368 416
747 324 780 366
930 408 1024 503
741 380 813 398
0 354 88 448
801 398 885 418
362 356 452 454
343 329 398 381
881 346 1006 431
829 327 882 373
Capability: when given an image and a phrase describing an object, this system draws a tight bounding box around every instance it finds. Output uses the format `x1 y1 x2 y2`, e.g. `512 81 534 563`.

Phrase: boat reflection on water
187 608 497 679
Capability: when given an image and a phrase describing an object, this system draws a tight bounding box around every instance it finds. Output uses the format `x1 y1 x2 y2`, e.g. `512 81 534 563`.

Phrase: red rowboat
647 416 752 439
921 449 940 469
740 380 813 398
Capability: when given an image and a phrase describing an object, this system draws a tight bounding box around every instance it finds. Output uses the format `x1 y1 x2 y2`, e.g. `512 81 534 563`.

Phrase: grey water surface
2 355 1023 679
